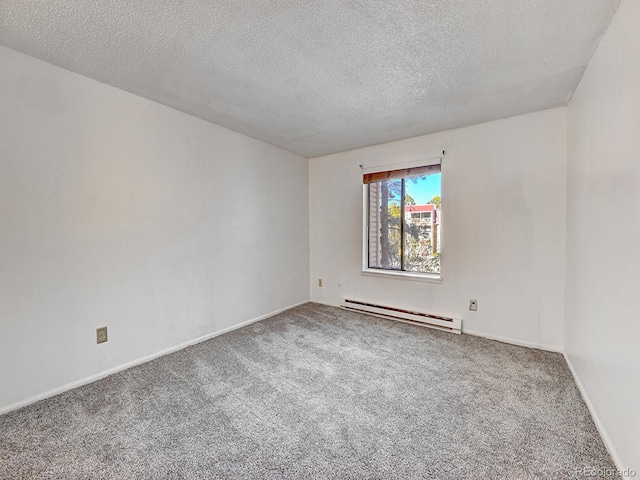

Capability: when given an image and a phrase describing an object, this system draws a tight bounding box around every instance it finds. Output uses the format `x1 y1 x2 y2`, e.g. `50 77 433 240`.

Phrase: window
364 162 441 276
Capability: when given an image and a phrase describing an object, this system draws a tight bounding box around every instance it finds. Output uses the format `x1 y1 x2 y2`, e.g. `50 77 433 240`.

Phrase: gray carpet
0 303 615 479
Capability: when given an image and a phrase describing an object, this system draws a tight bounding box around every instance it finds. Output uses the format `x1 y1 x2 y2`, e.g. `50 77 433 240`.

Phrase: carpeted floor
0 303 615 479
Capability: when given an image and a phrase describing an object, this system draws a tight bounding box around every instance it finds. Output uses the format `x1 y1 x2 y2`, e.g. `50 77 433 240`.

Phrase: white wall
310 108 567 350
565 0 640 471
0 46 309 412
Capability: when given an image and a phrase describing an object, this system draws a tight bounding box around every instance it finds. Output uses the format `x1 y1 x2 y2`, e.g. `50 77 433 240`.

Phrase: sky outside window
406 173 441 204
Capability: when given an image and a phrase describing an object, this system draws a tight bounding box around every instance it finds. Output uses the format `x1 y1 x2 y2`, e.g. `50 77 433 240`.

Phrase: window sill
361 268 443 284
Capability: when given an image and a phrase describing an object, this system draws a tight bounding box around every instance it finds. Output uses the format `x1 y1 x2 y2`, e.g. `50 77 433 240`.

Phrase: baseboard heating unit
340 298 462 334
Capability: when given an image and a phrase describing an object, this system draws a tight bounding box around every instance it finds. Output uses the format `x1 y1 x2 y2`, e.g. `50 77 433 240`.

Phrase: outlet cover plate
96 327 108 344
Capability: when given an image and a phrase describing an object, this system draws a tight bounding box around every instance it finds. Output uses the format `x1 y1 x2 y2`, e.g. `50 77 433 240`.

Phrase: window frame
361 157 443 283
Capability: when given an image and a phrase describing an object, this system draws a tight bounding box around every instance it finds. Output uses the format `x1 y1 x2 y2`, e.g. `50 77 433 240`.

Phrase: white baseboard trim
463 328 563 353
318 300 562 352
310 300 338 308
563 353 627 476
0 300 309 416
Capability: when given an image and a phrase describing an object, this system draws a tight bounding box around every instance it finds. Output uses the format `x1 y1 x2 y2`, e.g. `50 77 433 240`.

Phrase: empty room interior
1 0 638 478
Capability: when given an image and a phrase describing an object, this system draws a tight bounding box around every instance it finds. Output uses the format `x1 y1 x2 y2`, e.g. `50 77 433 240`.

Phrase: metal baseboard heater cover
340 298 462 334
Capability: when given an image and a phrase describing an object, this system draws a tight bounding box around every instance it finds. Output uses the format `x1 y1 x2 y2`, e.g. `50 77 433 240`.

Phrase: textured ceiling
0 1 620 157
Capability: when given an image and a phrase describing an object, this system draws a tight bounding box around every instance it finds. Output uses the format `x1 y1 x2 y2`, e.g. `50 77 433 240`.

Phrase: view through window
366 164 441 275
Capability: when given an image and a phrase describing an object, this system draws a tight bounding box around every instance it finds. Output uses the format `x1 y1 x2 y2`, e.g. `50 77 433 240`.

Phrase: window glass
367 170 441 275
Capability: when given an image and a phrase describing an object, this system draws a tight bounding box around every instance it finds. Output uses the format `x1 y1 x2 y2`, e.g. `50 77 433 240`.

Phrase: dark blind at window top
362 164 440 184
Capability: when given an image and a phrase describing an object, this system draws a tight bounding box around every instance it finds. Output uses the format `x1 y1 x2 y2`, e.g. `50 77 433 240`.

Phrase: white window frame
361 157 443 283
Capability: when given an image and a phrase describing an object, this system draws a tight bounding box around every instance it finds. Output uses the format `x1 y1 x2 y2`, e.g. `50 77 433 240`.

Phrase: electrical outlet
96 327 108 344
469 299 478 311
318 278 323 287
